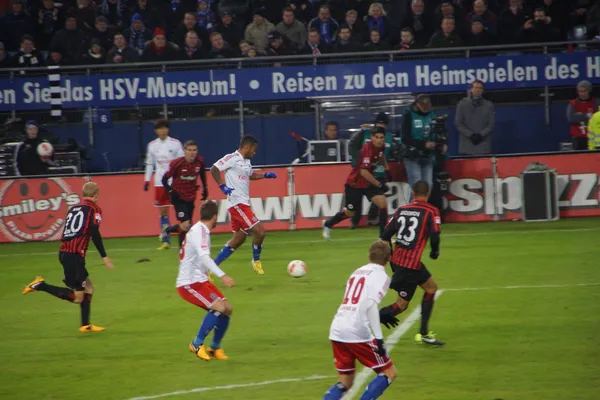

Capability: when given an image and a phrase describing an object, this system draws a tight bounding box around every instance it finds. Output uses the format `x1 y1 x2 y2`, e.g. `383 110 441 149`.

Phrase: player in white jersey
209 135 278 275
176 201 236 361
144 120 184 250
323 240 397 400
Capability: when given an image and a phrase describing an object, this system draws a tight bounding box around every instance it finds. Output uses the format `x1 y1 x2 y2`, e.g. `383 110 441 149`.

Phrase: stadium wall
50 103 570 172
0 152 598 243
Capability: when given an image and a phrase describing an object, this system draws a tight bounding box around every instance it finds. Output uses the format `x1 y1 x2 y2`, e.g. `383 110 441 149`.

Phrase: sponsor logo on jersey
0 178 81 242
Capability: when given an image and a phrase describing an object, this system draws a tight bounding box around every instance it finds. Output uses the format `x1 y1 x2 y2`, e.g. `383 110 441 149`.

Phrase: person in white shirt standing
209 135 278 275
143 120 184 250
323 240 397 400
176 201 236 361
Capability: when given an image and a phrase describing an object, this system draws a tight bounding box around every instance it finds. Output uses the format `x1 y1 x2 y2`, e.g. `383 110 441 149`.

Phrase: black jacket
16 137 50 176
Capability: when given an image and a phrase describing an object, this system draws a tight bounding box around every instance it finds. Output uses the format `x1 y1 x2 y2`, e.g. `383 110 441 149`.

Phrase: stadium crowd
0 0 598 68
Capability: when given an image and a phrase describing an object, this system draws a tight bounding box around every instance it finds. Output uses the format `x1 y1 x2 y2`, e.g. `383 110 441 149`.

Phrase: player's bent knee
383 364 397 382
73 291 85 304
344 209 355 217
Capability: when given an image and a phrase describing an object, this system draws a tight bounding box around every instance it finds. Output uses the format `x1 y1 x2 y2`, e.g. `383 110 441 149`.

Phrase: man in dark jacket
332 24 361 53
15 121 52 176
49 15 88 65
427 16 464 48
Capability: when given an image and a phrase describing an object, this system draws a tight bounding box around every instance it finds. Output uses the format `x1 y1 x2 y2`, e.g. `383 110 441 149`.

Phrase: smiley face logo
0 178 81 242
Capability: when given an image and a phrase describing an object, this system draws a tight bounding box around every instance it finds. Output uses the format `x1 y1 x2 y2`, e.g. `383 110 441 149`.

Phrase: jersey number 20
63 210 85 238
342 277 366 305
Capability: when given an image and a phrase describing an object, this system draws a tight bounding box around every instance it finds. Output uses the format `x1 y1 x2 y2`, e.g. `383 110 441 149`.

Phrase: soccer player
143 119 184 250
210 135 277 275
324 240 397 400
162 140 208 248
323 127 390 239
379 180 445 346
177 201 235 361
21 182 114 333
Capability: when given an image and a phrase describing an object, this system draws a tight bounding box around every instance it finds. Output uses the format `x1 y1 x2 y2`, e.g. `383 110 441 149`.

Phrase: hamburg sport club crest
0 178 81 242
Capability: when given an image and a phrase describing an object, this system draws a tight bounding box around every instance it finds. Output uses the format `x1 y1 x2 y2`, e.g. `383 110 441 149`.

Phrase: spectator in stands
344 9 365 43
569 1 592 30
36 0 61 50
244 8 275 52
455 80 495 155
214 11 243 50
427 16 464 48
308 5 339 46
195 0 215 31
276 7 306 49
238 40 251 56
365 2 394 44
0 42 7 68
364 28 390 51
436 1 466 36
517 7 561 43
332 24 361 53
324 121 339 139
97 0 130 30
14 121 51 177
396 27 420 50
2 0 33 51
567 80 600 150
265 30 296 56
141 27 179 62
207 31 236 58
588 1 600 38
81 38 107 64
498 0 527 44
131 0 159 31
49 15 87 65
75 0 97 33
401 0 433 47
46 50 64 65
299 28 330 54
124 13 152 54
288 0 311 25
465 0 498 38
164 0 193 35
466 16 492 46
173 12 209 52
106 32 140 63
7 35 44 70
542 0 569 37
179 30 204 60
91 16 113 51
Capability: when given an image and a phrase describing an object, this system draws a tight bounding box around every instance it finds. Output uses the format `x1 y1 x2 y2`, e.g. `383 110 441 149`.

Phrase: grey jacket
276 20 307 49
454 97 495 155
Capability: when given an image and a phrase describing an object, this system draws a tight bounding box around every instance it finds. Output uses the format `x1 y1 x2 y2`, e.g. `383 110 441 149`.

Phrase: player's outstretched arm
210 165 223 185
379 215 398 242
200 254 235 287
91 225 112 268
250 171 276 180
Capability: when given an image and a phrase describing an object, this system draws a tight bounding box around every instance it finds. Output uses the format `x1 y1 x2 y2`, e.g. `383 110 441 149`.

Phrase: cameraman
401 95 447 192
348 112 399 228
14 121 52 176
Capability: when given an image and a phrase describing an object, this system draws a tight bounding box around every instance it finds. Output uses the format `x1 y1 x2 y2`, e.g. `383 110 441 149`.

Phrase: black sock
166 224 180 234
178 230 187 247
350 209 361 226
37 282 74 302
378 209 388 237
420 292 435 335
368 202 378 220
80 293 92 326
325 211 348 228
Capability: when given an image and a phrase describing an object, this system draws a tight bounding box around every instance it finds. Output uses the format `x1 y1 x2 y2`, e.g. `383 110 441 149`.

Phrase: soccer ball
287 260 307 278
36 142 54 157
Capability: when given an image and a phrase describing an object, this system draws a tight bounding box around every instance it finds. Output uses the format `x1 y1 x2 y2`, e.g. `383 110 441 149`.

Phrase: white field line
121 282 599 400
344 291 444 400
1 227 597 258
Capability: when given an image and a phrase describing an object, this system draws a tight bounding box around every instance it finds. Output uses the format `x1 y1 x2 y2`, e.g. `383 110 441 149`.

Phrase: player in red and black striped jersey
379 180 445 346
323 128 391 239
22 182 114 333
161 140 208 248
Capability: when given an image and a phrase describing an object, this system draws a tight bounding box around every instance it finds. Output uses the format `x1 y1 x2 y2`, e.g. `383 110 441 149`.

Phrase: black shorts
59 251 88 291
389 262 432 302
344 184 385 213
172 197 195 223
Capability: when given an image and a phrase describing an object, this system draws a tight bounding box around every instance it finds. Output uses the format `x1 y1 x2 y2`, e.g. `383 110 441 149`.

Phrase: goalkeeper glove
379 308 400 329
219 184 235 195
377 181 390 193
264 172 277 179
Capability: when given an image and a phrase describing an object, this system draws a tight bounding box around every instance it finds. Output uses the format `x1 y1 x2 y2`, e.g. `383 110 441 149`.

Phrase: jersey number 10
342 276 366 305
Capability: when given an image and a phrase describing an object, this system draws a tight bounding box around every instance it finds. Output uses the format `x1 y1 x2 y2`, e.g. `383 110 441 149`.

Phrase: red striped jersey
346 142 385 189
386 200 441 270
163 156 205 202
59 200 102 257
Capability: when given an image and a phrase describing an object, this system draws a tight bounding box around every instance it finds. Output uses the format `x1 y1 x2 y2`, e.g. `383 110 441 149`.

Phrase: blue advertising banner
0 52 599 111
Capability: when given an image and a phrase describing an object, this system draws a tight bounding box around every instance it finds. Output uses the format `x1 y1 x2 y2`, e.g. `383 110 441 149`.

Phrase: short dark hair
20 35 34 44
200 200 219 220
401 27 414 35
154 119 169 130
308 27 319 34
240 135 258 148
471 80 484 89
283 6 294 14
369 240 391 265
325 121 338 130
184 140 197 149
412 180 430 196
373 126 386 135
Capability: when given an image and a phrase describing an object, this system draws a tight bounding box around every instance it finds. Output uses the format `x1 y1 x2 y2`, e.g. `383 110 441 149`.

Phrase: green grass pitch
1 218 599 400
